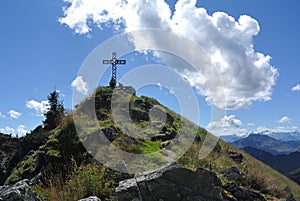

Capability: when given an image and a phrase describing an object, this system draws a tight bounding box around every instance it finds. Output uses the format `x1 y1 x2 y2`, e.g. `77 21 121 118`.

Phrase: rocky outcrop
228 151 243 163
77 196 101 201
221 167 242 183
223 182 265 201
0 179 41 201
116 163 228 201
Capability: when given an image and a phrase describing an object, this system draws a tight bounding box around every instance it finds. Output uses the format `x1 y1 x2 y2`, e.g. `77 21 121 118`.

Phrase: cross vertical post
102 52 126 88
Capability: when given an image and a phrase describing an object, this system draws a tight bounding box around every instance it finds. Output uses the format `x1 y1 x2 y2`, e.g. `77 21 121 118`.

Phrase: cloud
8 110 22 119
0 126 15 134
17 125 28 136
278 116 291 123
208 115 242 128
60 0 278 110
26 100 49 116
0 125 28 136
207 115 247 136
59 0 126 34
71 76 88 95
256 125 297 133
292 84 300 91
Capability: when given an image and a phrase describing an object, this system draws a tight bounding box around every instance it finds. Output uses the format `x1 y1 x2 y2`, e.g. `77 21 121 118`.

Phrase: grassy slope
289 168 300 185
71 86 300 200
178 131 300 200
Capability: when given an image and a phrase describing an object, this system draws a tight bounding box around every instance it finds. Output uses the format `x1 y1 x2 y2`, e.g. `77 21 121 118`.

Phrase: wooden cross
103 52 126 88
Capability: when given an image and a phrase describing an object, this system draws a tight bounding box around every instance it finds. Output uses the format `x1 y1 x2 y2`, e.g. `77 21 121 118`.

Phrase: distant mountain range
220 130 300 143
231 133 300 155
219 135 243 143
242 146 300 175
256 130 300 141
223 131 300 185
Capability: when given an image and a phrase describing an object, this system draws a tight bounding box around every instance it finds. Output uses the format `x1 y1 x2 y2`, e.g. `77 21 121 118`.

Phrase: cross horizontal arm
103 60 112 64
117 60 126 64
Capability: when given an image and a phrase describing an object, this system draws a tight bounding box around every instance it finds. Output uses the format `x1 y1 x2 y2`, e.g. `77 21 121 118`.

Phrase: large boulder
116 163 228 201
0 179 41 201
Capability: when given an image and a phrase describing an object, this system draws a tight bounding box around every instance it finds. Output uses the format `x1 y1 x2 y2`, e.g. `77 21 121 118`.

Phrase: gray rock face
224 182 265 201
221 167 242 183
77 196 101 201
228 151 243 163
0 179 41 201
116 163 228 201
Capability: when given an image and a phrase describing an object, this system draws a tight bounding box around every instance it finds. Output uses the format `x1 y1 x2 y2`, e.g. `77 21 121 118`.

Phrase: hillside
289 168 300 185
0 127 49 185
1 86 300 201
243 146 300 176
0 133 19 185
232 134 300 155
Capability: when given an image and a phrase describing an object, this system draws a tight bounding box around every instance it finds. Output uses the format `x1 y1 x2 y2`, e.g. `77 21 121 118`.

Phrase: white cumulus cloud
59 0 278 110
17 125 28 136
0 126 15 135
278 116 291 123
292 84 300 91
26 100 49 116
207 115 247 136
8 110 22 119
71 76 89 95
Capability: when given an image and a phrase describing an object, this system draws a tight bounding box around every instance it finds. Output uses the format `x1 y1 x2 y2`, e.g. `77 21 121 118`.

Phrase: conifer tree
43 90 65 130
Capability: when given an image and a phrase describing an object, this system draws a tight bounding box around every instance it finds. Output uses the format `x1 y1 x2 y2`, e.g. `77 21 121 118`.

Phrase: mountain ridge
242 146 300 176
221 130 300 143
231 133 300 155
1 86 300 200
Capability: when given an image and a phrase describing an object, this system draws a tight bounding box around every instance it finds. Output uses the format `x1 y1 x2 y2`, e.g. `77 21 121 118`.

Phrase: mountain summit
1 86 300 200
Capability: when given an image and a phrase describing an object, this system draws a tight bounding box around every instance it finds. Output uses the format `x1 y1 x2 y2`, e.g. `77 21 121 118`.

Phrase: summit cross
102 52 126 88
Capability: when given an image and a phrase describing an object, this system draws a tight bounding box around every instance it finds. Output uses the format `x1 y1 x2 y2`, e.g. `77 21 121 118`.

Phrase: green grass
33 163 130 201
140 140 161 154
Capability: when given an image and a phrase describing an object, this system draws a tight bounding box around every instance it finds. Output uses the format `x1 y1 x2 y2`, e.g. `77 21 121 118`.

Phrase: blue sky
0 0 300 137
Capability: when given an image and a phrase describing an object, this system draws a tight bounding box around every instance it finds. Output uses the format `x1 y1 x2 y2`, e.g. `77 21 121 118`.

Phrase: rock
102 126 118 142
0 179 41 201
150 130 177 142
221 167 242 183
284 186 296 201
111 160 128 173
224 182 265 201
149 106 174 124
130 109 149 122
116 163 228 201
228 151 243 163
118 85 136 95
77 196 101 201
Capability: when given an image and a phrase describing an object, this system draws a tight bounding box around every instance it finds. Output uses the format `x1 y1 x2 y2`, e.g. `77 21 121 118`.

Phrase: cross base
109 77 117 88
